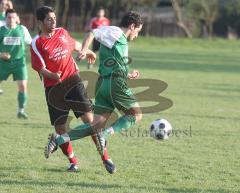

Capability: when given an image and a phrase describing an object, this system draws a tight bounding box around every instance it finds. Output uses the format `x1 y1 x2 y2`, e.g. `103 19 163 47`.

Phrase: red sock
91 135 109 161
59 141 78 165
102 148 110 161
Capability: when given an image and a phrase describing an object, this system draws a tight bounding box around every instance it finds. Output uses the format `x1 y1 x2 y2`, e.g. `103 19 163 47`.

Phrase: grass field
0 37 239 193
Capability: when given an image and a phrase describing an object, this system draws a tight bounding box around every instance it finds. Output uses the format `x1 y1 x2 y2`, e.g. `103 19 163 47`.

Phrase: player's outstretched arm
74 41 82 52
77 32 95 60
39 68 61 81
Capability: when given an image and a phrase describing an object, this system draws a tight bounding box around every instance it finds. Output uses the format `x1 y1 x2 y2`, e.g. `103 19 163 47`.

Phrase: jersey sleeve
92 26 123 49
31 36 46 72
107 19 110 25
89 17 96 29
63 28 76 51
104 18 110 26
21 25 32 45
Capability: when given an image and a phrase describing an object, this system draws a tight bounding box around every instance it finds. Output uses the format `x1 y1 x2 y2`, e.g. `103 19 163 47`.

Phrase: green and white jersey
0 25 32 63
93 26 129 78
0 12 6 27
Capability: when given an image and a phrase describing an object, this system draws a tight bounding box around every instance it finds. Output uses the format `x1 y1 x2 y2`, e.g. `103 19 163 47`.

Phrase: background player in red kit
31 6 115 173
86 7 110 53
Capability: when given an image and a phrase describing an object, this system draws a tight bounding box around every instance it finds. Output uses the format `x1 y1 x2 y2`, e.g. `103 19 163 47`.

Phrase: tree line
13 0 240 38
172 0 240 38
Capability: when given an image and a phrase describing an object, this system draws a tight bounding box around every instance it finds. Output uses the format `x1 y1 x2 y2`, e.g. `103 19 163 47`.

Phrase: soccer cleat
44 133 58 159
95 129 106 156
17 112 28 119
103 159 116 174
0 88 3 94
67 163 78 172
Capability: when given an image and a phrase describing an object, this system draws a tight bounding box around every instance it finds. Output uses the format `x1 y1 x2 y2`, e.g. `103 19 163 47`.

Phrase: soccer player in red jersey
31 6 115 173
86 7 110 53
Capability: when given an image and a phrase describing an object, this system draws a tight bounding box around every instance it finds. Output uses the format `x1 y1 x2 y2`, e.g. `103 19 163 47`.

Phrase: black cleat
17 112 28 119
67 163 78 172
44 133 58 159
103 159 116 174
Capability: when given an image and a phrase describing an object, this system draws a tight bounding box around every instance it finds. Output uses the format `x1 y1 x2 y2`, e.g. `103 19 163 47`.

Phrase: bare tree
171 0 193 38
62 0 69 28
187 0 219 37
54 0 60 24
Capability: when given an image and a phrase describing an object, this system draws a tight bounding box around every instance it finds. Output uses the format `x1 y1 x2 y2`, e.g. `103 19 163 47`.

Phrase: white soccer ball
150 118 172 140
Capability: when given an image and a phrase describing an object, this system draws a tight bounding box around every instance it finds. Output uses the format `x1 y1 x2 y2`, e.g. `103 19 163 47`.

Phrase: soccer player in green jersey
0 9 32 118
46 11 143 167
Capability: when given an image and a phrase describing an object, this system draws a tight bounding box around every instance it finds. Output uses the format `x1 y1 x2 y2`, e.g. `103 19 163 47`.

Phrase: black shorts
92 38 100 52
45 74 93 126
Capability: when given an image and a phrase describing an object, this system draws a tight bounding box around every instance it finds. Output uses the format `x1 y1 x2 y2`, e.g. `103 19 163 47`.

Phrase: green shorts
94 76 137 115
0 59 28 81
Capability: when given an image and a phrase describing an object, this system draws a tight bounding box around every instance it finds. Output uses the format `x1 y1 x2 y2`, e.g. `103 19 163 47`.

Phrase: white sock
18 108 24 113
105 127 114 135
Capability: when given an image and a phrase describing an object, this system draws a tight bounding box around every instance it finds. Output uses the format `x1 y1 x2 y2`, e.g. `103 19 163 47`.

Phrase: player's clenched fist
77 49 96 64
0 52 11 60
128 70 140 79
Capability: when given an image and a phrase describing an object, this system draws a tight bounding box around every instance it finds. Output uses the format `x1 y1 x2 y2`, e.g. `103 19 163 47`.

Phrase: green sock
55 115 136 145
18 92 27 109
56 123 94 146
104 115 136 137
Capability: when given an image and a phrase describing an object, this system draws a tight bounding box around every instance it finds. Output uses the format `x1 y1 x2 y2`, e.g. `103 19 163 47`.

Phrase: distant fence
140 7 185 37
19 7 186 37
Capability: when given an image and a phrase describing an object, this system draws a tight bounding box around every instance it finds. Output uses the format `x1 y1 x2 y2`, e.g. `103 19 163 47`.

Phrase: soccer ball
150 118 172 140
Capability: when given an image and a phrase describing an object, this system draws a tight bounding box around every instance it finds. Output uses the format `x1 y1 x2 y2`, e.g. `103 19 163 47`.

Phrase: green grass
0 36 239 193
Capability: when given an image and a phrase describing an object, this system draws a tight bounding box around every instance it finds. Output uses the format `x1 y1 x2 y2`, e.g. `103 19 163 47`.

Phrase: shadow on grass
199 83 240 93
0 165 122 190
0 121 49 129
165 188 233 193
169 112 239 121
0 178 169 192
0 178 234 193
0 178 162 192
0 179 122 190
130 51 240 73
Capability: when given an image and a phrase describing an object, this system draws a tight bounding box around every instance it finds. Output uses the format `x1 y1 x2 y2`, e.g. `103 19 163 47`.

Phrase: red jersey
31 28 79 88
90 17 110 29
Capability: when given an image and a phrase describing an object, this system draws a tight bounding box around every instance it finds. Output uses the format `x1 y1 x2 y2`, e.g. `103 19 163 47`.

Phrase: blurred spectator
86 7 110 53
0 0 13 27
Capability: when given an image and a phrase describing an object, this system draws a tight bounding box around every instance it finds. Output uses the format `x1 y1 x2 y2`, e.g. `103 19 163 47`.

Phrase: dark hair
97 6 104 11
120 11 143 28
5 8 16 17
36 6 54 21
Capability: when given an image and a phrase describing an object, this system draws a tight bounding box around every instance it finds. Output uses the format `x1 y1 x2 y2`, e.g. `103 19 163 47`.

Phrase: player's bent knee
91 114 109 129
126 106 142 123
18 85 24 91
81 112 94 123
17 81 27 92
55 124 67 134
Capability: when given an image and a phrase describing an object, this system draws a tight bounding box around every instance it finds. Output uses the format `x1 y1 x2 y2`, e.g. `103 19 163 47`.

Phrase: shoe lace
96 132 106 153
48 135 57 152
